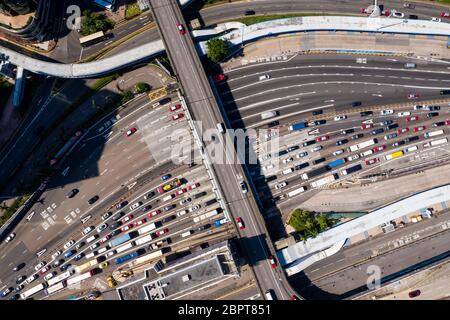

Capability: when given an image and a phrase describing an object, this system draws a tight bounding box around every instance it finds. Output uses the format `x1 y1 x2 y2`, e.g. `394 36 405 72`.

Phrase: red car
121 214 133 224
169 104 182 112
372 145 386 153
441 12 450 18
446 120 450 125
100 235 111 244
154 228 169 237
187 182 200 191
213 74 227 83
121 223 133 232
365 157 379 166
360 8 369 14
407 93 420 100
268 256 277 269
236 217 245 230
408 290 421 298
361 123 373 130
39 265 51 275
413 126 426 132
397 128 409 135
126 128 137 136
149 209 161 218
134 218 146 227
177 23 186 35
290 295 299 300
175 188 187 197
316 135 329 142
406 116 419 122
172 113 184 121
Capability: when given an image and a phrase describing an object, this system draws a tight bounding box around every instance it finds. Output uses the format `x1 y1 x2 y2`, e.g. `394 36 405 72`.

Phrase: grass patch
0 195 30 226
233 13 352 25
125 2 141 20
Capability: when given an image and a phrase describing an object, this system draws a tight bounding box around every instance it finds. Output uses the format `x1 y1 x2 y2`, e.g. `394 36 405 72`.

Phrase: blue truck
214 218 229 227
115 251 139 264
327 158 346 169
109 233 131 247
289 122 307 131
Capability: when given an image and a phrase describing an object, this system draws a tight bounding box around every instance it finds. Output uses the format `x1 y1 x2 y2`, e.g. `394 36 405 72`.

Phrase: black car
115 201 128 210
432 121 445 127
278 150 288 156
66 188 79 198
428 106 440 111
163 204 175 212
405 135 419 142
409 14 418 19
197 224 211 231
427 112 439 118
161 215 176 223
294 162 309 170
341 128 355 135
193 191 207 199
110 221 122 230
381 120 393 126
244 10 255 15
351 101 362 107
9 294 20 300
76 241 85 250
387 123 399 130
312 110 323 116
141 205 152 212
13 263 25 272
265 175 277 183
187 162 196 168
371 128 384 135
74 253 84 261
287 145 299 152
267 121 279 128
88 195 99 205
14 285 23 292
336 139 348 146
102 212 112 220
60 264 72 272
52 259 64 268
392 141 406 147
302 140 316 147
16 275 26 284
314 119 326 125
351 133 364 140
158 97 171 105
110 229 122 237
360 111 373 117
313 158 326 165
112 212 124 221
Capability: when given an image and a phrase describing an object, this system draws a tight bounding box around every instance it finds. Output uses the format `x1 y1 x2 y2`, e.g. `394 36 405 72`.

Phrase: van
177 210 188 217
97 247 108 254
282 168 294 175
181 230 193 238
265 289 276 300
216 122 225 133
259 74 270 81
163 204 175 212
25 274 38 284
405 145 418 152
404 63 416 69
86 234 98 243
85 252 95 259
163 194 174 202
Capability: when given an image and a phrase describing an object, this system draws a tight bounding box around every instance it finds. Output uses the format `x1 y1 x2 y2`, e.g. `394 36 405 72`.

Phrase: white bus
66 271 93 286
424 129 444 138
79 31 106 47
287 186 307 197
116 242 134 254
348 139 377 152
20 283 47 299
134 234 153 246
47 270 73 286
261 111 277 120
45 281 66 295
193 209 219 223
137 223 157 235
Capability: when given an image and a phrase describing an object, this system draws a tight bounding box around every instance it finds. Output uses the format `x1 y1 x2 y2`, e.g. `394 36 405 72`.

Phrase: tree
121 91 134 104
133 82 150 94
206 38 229 63
81 10 115 36
288 209 338 241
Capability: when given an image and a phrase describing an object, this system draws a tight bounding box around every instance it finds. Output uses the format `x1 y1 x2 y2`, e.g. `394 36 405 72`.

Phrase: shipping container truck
423 129 444 138
301 166 330 180
137 223 157 235
287 186 307 197
289 122 307 131
341 164 362 176
327 158 346 169
109 233 131 248
348 138 377 152
384 150 404 160
115 251 139 264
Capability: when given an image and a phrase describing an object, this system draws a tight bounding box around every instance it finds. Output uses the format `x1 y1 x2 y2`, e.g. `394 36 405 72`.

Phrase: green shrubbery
288 208 338 241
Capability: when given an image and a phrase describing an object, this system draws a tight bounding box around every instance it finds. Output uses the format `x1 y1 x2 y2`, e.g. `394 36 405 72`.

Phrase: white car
263 164 275 171
106 250 116 257
90 243 99 251
96 223 108 233
398 111 411 117
391 11 404 18
189 204 201 212
34 261 46 271
5 233 15 243
311 146 323 153
334 115 347 121
259 74 270 81
380 109 394 115
51 250 62 260
347 154 360 161
63 240 75 250
332 149 344 156
274 182 287 190
431 17 441 22
239 181 248 194
296 151 308 158
44 272 57 281
282 157 293 164
129 202 143 210
82 226 94 235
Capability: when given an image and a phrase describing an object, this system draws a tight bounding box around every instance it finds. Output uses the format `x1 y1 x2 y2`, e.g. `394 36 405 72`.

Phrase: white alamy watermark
366 264 381 290
66 5 81 31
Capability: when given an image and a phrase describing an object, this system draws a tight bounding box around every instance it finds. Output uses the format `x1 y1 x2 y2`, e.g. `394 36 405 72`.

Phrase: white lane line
227 91 315 111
